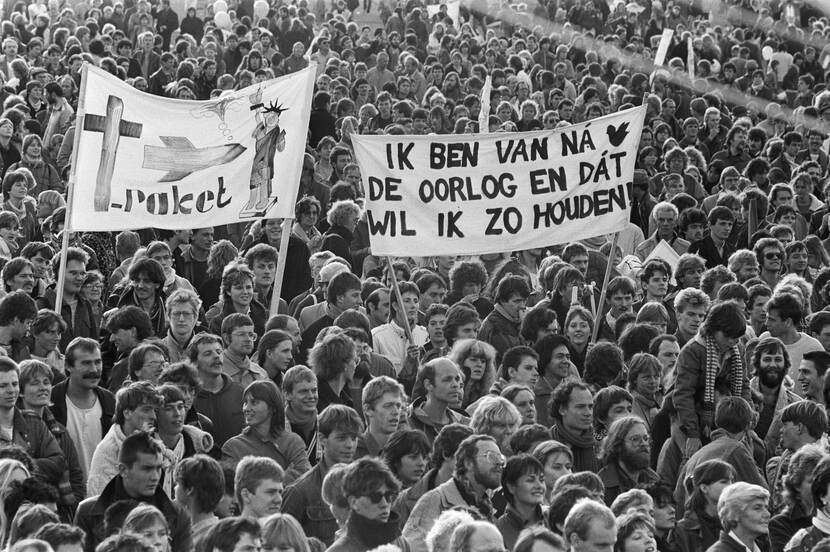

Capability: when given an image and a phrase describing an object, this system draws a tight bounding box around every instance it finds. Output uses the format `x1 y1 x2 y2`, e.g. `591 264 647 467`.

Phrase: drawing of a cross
83 95 143 211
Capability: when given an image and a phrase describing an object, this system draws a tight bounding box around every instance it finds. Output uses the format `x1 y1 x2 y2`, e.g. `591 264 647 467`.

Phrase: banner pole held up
56 63 89 311
386 256 414 344
591 231 620 343
270 217 294 317
747 198 758 249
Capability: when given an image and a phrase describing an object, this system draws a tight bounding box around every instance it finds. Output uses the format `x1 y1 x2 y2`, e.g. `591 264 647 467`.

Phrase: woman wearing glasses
328 457 405 552
221 380 312 486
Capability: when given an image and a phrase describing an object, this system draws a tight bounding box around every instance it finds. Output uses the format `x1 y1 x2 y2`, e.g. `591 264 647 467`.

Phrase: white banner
653 29 673 68
426 0 460 23
352 106 647 256
69 64 315 231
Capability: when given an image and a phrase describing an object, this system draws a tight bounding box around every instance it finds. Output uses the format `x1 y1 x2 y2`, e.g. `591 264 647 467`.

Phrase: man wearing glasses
403 434 503 552
597 416 659 504
221 313 267 388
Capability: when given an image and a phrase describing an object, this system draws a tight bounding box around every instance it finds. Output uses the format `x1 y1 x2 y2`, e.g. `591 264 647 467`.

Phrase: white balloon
213 0 228 13
762 45 773 61
254 0 269 17
215 10 231 28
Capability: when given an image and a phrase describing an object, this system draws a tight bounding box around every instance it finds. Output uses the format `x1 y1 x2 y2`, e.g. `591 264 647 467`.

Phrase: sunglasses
364 490 398 503
765 252 782 260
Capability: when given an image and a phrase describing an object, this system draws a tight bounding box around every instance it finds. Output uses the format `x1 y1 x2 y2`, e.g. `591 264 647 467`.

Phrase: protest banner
653 29 674 68
426 0 460 23
67 63 315 232
351 105 647 257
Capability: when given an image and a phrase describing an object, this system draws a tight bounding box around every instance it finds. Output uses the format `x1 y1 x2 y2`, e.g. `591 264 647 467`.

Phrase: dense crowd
0 0 829 551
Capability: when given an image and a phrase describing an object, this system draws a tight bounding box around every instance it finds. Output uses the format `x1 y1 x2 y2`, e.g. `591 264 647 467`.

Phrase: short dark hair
381 430 431 473
508 424 551 454
106 305 154 341
549 378 590 422
700 301 747 339
431 423 474 469
119 431 163 467
501 454 544 505
766 292 804 326
32 523 85 549
781 400 828 440
201 517 261 552
495 275 530 303
175 454 225 514
0 290 36 326
715 396 753 434
128 257 165 286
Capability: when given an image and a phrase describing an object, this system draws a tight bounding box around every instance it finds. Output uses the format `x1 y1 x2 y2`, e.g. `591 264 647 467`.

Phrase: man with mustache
50 336 115 480
748 337 800 456
598 416 659 505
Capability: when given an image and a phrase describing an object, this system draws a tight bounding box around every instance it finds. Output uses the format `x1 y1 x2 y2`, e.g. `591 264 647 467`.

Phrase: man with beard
357 376 404 458
749 337 800 455
710 127 752 173
598 416 659 505
673 288 710 348
762 292 823 390
673 397 767 508
407 358 469 446
403 435 503 552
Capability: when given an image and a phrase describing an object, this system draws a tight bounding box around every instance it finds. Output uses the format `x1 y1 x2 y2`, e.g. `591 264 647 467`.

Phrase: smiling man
749 337 800 455
37 247 98 351
50 337 114 479
372 281 428 385
220 313 267 388
761 292 823 390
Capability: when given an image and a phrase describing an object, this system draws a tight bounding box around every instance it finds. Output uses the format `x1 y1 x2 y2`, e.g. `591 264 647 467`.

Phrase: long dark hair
244 380 286 437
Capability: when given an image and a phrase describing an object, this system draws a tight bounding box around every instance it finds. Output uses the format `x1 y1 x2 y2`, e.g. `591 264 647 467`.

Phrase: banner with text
69 64 315 231
352 105 646 256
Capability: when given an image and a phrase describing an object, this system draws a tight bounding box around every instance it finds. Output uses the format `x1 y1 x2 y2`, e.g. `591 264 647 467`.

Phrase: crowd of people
0 0 827 550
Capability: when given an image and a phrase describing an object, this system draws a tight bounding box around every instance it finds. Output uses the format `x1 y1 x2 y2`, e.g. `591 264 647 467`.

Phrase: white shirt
759 331 824 395
372 321 428 375
65 395 103 478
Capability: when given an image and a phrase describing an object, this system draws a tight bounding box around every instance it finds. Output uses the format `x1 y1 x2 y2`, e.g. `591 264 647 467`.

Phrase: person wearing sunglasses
754 237 785 289
328 457 404 552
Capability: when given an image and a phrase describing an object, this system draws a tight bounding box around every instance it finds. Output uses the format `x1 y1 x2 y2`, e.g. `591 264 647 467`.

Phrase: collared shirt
371 321 428 375
727 531 761 552
221 350 267 388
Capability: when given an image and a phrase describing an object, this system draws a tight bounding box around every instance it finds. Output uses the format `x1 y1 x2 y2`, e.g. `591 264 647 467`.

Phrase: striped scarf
701 335 744 436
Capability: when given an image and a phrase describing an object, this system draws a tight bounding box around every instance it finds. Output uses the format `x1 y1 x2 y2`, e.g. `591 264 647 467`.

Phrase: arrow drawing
142 136 247 182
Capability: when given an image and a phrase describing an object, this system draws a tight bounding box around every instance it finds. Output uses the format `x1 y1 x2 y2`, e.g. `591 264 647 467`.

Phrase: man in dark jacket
74 431 192 552
0 356 65 485
37 247 99 351
189 332 244 447
478 275 530 363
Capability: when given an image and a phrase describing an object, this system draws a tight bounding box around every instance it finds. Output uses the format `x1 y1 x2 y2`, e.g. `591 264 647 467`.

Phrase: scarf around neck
552 418 597 449
701 334 743 434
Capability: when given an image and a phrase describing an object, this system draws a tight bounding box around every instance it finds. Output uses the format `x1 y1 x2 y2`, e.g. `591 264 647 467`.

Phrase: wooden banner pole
591 231 620 343
386 256 414 343
56 63 89 311
269 217 294 317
